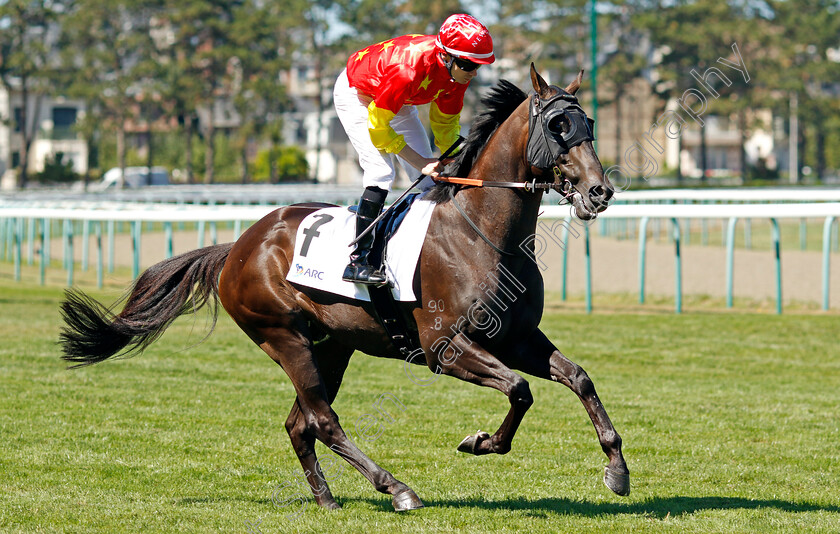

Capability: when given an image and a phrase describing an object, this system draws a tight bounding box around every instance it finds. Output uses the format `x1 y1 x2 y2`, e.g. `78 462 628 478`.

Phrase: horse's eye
546 113 568 136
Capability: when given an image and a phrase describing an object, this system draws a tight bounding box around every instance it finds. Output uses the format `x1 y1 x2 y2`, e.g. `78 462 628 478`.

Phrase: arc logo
294 263 325 280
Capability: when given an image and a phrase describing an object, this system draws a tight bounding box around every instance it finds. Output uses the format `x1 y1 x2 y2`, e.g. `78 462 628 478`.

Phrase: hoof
604 466 630 496
314 496 341 510
457 430 490 455
392 488 424 512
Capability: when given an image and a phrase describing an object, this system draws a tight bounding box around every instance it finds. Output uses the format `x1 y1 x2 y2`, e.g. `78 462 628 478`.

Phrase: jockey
334 13 495 285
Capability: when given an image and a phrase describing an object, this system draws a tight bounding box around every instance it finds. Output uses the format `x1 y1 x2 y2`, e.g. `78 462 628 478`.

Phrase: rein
434 166 577 204
435 175 559 192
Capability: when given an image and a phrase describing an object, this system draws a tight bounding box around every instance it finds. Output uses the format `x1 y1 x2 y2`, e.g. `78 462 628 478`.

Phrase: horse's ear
565 69 584 95
530 63 551 98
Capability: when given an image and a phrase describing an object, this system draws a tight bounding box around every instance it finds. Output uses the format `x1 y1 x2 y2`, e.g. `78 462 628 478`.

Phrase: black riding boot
342 186 388 285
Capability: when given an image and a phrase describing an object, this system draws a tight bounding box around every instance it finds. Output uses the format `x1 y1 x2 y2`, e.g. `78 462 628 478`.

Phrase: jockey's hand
421 159 444 178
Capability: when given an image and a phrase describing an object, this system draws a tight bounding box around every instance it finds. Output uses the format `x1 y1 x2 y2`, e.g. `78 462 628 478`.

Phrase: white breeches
333 69 435 191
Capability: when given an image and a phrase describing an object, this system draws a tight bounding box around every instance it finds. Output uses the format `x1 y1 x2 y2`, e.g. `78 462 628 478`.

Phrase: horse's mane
424 79 528 204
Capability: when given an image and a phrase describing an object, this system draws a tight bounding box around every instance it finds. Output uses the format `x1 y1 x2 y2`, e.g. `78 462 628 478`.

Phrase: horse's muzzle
588 184 613 213
571 184 613 220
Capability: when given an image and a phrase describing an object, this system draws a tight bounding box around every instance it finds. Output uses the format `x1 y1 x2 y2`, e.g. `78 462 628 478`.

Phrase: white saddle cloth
285 200 436 302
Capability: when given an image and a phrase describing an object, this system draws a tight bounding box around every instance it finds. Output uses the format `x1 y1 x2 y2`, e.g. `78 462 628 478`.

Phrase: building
0 84 88 189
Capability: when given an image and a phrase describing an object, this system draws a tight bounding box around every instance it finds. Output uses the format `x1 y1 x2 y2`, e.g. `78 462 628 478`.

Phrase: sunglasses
453 56 480 72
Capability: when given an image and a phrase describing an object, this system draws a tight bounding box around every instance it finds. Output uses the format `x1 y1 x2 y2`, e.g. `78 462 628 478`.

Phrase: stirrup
342 262 387 286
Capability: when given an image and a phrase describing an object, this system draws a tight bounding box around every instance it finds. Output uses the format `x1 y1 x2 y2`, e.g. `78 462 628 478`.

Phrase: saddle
287 195 430 355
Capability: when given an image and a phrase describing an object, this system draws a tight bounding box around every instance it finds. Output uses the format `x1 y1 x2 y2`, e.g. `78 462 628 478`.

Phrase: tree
161 0 257 184
254 145 308 182
496 0 588 83
598 6 648 165
337 0 407 46
225 0 298 184
61 0 159 187
143 9 203 184
631 0 761 181
763 0 840 182
0 0 64 188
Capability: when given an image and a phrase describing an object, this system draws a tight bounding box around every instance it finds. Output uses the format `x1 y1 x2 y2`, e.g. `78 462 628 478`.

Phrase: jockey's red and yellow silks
346 34 469 154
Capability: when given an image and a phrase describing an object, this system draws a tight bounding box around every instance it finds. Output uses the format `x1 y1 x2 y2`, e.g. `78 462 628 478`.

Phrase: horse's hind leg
263 328 423 512
510 329 630 496
284 337 352 510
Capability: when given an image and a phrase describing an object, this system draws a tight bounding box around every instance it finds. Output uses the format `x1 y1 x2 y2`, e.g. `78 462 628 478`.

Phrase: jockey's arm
397 145 443 177
367 101 442 177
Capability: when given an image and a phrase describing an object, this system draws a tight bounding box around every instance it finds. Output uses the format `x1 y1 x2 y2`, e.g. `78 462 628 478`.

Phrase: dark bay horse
59 64 629 512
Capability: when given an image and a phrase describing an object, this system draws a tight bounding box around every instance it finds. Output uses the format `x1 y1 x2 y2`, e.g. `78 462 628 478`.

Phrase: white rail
614 188 840 203
4 186 840 206
2 201 839 313
540 202 840 219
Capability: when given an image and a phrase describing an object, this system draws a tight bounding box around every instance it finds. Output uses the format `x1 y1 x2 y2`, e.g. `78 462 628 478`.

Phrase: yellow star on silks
433 89 445 100
419 76 432 90
381 40 395 52
355 49 370 61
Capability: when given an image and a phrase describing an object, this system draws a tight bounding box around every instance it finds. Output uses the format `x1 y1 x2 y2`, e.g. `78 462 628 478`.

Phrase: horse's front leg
423 331 533 456
509 328 630 496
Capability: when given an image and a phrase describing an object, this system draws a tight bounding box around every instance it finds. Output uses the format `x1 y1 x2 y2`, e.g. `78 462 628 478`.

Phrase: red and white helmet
435 14 495 65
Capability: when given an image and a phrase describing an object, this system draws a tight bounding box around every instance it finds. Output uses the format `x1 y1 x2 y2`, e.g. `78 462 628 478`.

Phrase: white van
95 166 170 190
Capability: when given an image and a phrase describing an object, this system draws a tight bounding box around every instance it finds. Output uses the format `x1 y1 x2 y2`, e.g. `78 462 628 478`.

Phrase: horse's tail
59 243 233 369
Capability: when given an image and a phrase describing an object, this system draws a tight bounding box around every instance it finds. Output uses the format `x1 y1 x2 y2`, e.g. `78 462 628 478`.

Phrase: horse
59 64 629 512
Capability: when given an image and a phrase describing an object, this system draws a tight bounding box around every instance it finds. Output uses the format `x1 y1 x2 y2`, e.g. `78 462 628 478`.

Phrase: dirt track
53 223 840 307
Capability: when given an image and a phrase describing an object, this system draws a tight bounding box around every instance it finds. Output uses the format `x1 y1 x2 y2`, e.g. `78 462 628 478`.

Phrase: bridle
436 88 595 205
436 88 597 257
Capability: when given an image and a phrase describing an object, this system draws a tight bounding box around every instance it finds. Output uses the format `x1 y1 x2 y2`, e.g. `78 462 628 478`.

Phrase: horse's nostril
588 185 612 209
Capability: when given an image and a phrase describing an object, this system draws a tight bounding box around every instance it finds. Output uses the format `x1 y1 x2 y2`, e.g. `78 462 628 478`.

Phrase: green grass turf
1 278 839 533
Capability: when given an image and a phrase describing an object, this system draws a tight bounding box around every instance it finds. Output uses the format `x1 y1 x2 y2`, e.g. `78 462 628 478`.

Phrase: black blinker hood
526 88 595 170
